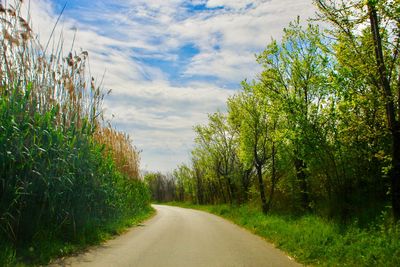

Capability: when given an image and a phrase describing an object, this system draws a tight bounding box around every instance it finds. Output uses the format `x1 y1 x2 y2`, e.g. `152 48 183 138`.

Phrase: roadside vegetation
150 1 400 266
0 1 151 265
168 202 400 266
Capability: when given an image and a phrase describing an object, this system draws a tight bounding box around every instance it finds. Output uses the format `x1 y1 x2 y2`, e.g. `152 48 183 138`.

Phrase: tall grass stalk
0 1 150 265
95 127 141 179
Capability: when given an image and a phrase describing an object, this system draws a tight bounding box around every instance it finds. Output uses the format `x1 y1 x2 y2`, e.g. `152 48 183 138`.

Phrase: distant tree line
148 0 400 224
144 172 176 203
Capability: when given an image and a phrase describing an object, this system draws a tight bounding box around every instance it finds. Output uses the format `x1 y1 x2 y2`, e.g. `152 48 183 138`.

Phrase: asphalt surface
51 205 301 267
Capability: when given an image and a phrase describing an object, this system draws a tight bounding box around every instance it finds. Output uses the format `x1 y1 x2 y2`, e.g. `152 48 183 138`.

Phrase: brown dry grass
95 127 141 179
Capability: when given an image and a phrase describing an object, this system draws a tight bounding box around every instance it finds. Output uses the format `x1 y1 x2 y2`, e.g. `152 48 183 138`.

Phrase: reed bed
95 127 141 180
0 1 149 265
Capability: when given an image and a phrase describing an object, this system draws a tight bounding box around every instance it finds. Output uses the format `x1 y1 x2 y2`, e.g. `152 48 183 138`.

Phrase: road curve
51 205 301 267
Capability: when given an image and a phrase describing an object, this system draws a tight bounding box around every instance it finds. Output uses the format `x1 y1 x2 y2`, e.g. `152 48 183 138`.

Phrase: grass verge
166 202 400 266
1 206 155 266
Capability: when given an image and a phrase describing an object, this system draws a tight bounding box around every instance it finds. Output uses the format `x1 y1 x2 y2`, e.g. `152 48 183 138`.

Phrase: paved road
52 205 301 267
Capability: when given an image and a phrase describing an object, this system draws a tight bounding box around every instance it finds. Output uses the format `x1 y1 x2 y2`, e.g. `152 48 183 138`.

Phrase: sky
23 0 317 172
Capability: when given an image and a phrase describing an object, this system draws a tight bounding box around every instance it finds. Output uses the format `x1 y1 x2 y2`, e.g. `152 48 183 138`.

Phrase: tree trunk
226 175 233 204
256 165 268 214
294 157 310 212
241 168 252 203
368 3 400 221
392 131 400 221
266 142 277 212
216 171 227 203
195 168 204 204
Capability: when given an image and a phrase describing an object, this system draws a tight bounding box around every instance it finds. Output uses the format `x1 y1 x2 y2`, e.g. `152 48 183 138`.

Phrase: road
52 205 301 267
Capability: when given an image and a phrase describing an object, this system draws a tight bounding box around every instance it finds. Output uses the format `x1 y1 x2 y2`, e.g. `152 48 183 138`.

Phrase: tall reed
0 1 149 264
95 127 141 179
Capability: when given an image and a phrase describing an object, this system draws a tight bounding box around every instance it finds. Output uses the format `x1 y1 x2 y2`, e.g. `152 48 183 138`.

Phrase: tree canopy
152 0 400 225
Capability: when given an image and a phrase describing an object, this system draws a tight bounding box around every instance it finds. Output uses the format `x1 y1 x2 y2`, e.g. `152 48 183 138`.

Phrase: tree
315 0 400 220
228 82 279 214
174 164 195 202
194 112 239 203
144 172 176 202
257 19 333 212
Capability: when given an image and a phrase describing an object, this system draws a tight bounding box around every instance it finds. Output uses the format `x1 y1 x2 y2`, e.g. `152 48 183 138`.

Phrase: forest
150 0 400 226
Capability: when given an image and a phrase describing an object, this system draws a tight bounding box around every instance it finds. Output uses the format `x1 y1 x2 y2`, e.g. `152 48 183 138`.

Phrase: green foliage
167 3 399 264
0 81 152 266
11 207 154 266
171 3 396 223
193 112 241 204
174 164 195 202
0 2 151 265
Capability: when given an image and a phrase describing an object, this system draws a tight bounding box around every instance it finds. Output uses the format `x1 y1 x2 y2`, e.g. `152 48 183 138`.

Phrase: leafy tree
169 0 399 225
228 82 279 214
257 20 333 212
315 0 400 220
194 112 238 203
174 164 194 202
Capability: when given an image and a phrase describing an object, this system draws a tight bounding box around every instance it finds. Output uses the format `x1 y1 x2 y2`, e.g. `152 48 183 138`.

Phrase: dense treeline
144 172 176 203
156 0 400 225
0 1 150 264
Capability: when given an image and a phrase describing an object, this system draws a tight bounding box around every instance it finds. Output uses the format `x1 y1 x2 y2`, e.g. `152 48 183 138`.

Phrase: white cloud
22 0 318 172
102 82 231 172
206 0 257 9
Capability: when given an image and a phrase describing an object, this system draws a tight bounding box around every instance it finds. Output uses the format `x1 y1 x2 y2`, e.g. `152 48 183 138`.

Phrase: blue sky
27 0 317 172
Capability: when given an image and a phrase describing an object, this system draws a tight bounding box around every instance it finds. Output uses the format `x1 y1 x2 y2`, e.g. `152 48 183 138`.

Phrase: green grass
167 202 400 266
0 207 155 266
